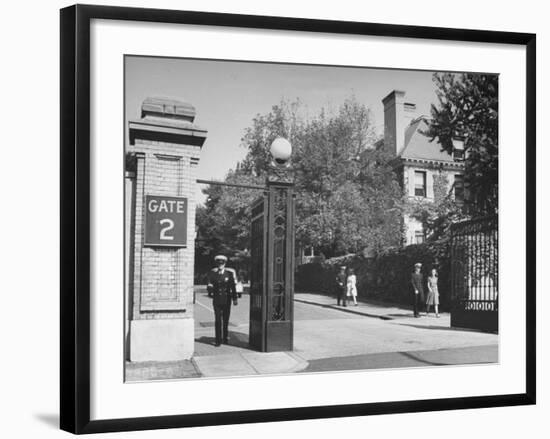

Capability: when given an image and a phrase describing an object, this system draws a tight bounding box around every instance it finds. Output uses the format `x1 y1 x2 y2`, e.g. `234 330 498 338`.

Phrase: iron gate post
263 175 295 351
248 139 296 352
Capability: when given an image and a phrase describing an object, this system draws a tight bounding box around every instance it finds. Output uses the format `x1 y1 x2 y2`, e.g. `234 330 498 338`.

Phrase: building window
414 231 425 244
452 138 465 161
414 171 426 197
454 174 464 203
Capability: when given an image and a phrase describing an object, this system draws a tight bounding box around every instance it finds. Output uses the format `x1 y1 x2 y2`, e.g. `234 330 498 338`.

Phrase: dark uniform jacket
335 272 346 291
207 268 237 307
411 272 425 301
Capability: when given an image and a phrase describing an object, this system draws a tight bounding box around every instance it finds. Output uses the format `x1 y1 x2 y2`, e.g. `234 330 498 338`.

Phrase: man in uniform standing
411 262 425 318
207 255 238 346
335 265 347 307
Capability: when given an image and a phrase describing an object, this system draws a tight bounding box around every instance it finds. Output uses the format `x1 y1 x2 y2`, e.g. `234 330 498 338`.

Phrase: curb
285 351 310 373
294 298 395 320
190 357 204 378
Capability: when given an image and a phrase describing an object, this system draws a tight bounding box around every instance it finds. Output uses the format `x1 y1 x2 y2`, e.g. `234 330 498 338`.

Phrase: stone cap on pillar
141 97 197 122
129 97 207 147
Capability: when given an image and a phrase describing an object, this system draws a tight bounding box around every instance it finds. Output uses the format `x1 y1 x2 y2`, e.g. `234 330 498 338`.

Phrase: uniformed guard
207 255 238 346
335 265 347 307
411 262 425 318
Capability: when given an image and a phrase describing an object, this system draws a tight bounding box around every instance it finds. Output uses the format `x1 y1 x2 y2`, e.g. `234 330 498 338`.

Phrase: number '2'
159 219 175 240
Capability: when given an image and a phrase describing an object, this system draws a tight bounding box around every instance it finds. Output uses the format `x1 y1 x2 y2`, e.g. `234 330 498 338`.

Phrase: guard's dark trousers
337 288 347 307
214 303 231 343
413 294 424 317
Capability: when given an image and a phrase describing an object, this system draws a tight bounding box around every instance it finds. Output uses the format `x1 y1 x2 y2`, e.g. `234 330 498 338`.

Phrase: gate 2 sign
144 195 188 247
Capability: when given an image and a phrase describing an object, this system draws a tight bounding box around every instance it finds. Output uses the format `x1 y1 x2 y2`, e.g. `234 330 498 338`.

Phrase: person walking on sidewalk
411 262 425 317
347 268 358 306
426 268 440 317
335 265 347 307
207 255 238 346
235 270 245 298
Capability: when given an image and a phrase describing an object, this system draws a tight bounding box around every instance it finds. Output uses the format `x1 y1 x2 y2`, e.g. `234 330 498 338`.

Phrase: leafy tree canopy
423 72 498 214
196 96 404 264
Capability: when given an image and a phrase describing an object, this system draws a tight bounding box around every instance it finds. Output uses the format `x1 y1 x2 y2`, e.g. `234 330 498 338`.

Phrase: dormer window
452 138 465 161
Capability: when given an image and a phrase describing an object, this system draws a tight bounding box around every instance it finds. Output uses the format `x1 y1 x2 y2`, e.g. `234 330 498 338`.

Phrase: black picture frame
60 4 536 434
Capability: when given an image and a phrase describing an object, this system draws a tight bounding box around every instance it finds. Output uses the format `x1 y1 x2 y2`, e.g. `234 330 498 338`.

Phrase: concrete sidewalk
193 351 307 377
126 349 307 381
295 292 451 327
127 320 308 381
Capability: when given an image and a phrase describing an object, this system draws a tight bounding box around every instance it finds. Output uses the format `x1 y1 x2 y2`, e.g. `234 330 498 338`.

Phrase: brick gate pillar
126 97 207 362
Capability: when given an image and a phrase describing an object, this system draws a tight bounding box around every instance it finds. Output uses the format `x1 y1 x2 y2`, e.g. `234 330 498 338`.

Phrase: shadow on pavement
199 321 237 328
398 351 448 366
396 323 471 332
195 336 218 347
195 331 252 350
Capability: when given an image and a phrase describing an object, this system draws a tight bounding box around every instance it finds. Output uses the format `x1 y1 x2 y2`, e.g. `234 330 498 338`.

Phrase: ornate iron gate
450 216 498 332
248 182 295 352
198 176 295 352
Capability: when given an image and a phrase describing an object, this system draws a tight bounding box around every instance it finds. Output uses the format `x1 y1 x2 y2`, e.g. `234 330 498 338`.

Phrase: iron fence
450 215 498 332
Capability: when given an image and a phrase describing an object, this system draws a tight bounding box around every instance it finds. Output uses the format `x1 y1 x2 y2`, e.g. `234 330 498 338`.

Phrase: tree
238 99 303 177
424 73 498 214
292 98 375 256
196 96 404 261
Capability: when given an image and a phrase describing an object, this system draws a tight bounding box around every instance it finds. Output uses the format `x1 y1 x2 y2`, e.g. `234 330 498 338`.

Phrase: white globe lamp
270 137 292 165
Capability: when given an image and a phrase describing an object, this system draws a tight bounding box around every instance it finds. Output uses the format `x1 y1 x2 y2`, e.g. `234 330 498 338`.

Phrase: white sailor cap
214 255 227 262
414 262 422 268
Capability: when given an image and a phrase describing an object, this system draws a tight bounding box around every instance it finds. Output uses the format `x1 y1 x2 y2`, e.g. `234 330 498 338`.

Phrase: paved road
301 345 498 372
193 286 498 369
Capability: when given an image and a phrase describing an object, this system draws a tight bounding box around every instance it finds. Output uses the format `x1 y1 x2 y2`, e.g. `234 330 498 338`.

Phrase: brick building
381 90 465 245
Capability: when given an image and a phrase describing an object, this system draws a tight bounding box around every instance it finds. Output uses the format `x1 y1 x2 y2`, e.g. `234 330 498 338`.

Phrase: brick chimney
382 90 416 155
404 102 417 128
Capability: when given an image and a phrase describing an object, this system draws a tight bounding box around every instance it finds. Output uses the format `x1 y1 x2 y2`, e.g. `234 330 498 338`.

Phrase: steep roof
399 118 454 163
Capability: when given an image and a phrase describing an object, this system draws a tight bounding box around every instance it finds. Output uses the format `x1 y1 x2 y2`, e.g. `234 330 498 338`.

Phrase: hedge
295 239 451 310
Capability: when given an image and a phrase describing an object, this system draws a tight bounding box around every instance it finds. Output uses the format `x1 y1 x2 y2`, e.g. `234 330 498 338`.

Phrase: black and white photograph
124 56 499 382
1 0 543 436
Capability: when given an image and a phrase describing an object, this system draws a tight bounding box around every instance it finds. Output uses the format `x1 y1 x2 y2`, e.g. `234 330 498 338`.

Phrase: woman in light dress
235 271 245 298
346 268 358 306
426 268 440 317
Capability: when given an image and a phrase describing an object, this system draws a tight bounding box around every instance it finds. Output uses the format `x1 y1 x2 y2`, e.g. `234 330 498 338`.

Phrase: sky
125 56 440 204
